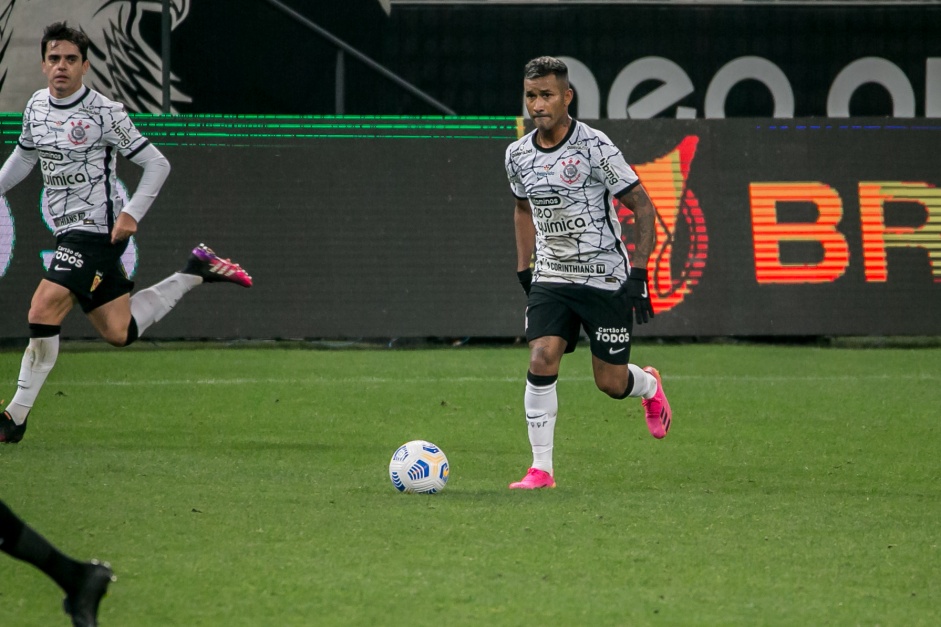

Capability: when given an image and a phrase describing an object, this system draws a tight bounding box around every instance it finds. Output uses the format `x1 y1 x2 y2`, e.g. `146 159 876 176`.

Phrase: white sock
628 364 658 399
130 272 202 335
8 335 60 424
525 378 558 473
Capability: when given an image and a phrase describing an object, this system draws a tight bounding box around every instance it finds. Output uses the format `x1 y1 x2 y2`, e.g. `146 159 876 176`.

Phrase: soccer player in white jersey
0 22 252 445
505 56 672 489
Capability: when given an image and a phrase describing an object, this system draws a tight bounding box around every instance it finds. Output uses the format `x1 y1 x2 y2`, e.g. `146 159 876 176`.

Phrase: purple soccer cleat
184 243 252 287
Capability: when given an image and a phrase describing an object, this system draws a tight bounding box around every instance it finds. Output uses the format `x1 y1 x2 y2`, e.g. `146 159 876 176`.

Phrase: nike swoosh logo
525 412 547 420
53 264 71 271
640 284 648 298
609 347 626 354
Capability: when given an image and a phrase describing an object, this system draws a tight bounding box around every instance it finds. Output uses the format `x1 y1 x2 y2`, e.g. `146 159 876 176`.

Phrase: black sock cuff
124 318 140 347
526 371 558 387
28 323 61 338
614 371 635 400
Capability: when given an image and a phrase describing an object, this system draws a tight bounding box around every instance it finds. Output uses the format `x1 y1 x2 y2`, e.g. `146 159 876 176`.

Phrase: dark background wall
164 2 941 118
1 3 939 340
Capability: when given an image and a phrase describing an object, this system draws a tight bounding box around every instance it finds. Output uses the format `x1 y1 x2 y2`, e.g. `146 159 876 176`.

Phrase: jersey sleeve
0 145 38 195
121 143 171 222
504 144 528 200
590 130 639 197
101 102 150 157
17 100 36 151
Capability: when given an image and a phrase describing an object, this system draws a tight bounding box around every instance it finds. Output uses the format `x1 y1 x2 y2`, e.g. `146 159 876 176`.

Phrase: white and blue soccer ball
389 440 450 494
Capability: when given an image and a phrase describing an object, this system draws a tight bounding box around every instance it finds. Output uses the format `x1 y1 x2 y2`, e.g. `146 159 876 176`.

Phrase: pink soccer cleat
184 243 253 287
509 467 556 490
642 366 672 439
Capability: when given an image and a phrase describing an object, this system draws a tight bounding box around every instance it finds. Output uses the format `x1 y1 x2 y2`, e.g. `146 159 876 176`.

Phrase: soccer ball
389 440 450 494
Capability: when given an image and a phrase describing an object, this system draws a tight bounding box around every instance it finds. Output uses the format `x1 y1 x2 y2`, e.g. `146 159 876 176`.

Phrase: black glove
620 267 654 324
517 268 533 295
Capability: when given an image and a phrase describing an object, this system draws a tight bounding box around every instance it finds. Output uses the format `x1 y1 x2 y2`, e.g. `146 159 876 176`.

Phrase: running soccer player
0 22 252 444
1 498 114 627
505 56 672 490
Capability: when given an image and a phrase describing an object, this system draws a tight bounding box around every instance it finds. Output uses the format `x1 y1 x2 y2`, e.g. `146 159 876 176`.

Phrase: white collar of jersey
48 85 88 108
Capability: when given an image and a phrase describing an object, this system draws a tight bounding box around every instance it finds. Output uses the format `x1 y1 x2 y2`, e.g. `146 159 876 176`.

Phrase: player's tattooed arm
618 185 656 269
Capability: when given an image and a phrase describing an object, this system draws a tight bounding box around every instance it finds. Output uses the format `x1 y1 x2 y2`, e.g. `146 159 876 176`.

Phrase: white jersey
505 120 639 290
17 85 151 237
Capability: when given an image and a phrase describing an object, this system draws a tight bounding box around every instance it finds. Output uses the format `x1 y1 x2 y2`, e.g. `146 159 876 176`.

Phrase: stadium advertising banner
592 119 941 336
0 116 939 340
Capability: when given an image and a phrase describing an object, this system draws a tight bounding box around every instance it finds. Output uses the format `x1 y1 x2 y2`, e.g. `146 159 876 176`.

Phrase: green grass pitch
1 343 939 626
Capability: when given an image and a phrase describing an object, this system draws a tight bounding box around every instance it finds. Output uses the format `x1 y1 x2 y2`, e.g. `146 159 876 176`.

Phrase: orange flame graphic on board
618 136 707 313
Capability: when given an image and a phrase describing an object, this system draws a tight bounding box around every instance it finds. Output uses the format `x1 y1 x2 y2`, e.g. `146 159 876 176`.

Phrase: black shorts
45 231 134 313
525 283 634 365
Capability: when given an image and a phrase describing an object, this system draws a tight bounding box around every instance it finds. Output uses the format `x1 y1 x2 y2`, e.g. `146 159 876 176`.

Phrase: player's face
524 74 573 135
42 40 89 99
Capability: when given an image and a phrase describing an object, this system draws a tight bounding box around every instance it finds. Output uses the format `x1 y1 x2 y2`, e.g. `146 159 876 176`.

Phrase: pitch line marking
46 373 941 386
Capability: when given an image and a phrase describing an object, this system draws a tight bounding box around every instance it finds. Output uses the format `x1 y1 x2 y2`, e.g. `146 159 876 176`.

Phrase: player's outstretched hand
517 268 532 295
619 267 655 324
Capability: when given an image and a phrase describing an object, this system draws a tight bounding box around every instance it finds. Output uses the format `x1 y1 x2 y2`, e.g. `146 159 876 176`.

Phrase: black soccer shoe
0 410 27 444
63 560 115 627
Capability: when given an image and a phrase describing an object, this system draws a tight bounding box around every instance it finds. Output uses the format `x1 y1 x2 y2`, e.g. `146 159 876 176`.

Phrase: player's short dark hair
41 22 90 62
524 56 570 89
